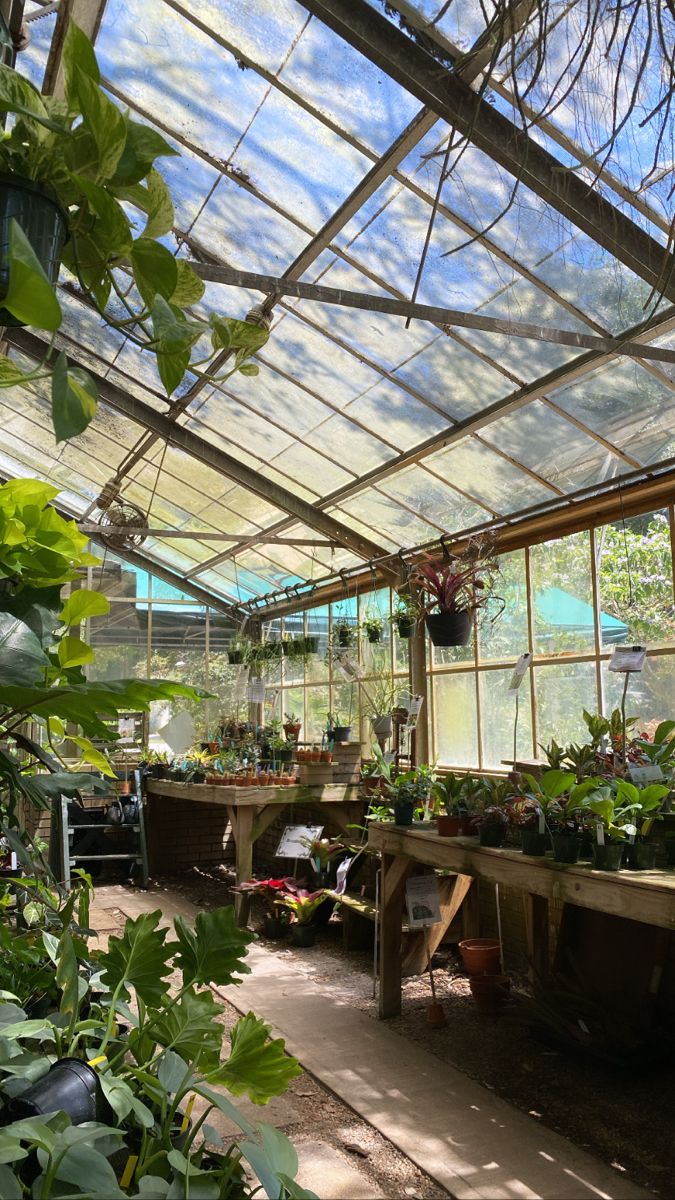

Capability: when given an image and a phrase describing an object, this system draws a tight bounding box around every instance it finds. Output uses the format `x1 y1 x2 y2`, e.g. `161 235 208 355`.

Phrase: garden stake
495 884 505 975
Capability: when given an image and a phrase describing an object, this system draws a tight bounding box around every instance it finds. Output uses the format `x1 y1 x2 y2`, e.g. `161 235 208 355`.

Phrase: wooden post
232 806 255 927
408 583 429 766
524 892 550 982
379 853 411 1018
461 877 481 939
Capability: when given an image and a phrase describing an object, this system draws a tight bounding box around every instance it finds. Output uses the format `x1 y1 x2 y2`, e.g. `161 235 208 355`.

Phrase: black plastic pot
337 626 353 647
290 922 317 947
552 833 580 864
624 842 658 870
262 915 286 939
592 842 625 871
425 610 472 647
366 628 382 643
261 748 293 764
0 175 68 326
479 824 506 848
394 615 414 639
521 830 548 856
393 799 415 826
330 726 351 744
304 635 320 654
228 650 244 665
1 1059 110 1126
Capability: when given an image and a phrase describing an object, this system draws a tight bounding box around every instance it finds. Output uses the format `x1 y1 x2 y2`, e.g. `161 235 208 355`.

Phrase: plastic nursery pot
521 830 548 856
592 842 625 871
479 824 506 848
367 628 382 643
227 650 244 665
426 1002 447 1028
437 814 465 837
0 175 68 326
624 842 658 870
337 627 353 647
469 974 511 1017
371 714 393 739
394 615 414 639
459 938 502 977
262 915 287 939
425 610 472 647
304 635 320 654
290 922 317 947
551 833 580 864
2 1059 110 1126
393 799 415 826
331 726 351 743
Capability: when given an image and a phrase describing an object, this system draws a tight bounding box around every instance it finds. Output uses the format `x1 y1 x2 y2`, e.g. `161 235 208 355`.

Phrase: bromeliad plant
0 904 315 1198
277 886 327 926
0 22 268 442
412 535 504 647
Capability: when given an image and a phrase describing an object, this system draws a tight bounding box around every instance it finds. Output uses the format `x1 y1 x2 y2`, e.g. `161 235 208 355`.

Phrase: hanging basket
394 615 414 639
304 635 320 654
228 649 244 665
0 174 68 326
425 610 472 647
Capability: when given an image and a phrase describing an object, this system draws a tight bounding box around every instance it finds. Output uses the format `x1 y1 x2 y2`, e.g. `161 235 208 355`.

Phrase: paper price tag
405 875 441 928
406 695 424 728
628 764 665 784
507 652 532 696
276 824 324 859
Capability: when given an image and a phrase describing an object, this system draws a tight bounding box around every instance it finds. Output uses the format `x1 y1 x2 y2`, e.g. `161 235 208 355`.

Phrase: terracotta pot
309 751 321 763
284 723 301 740
297 750 308 763
469 974 511 1016
437 814 466 837
117 780 132 795
459 938 502 976
281 775 294 786
320 750 332 762
426 1002 447 1028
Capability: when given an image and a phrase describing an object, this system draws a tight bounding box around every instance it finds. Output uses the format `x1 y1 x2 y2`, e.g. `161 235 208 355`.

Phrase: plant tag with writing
335 857 353 895
596 822 605 845
276 824 323 859
507 652 532 696
608 644 647 673
628 764 665 783
405 874 441 927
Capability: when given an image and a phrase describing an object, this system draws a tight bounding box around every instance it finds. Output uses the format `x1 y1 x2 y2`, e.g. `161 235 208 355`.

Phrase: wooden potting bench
368 824 675 1018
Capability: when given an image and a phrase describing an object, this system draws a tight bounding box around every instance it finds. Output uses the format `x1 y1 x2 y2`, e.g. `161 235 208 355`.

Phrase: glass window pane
306 686 330 743
88 603 148 680
595 510 675 649
603 655 675 728
149 605 208 743
479 669 533 770
433 673 479 767
530 532 595 656
534 661 598 747
478 550 528 662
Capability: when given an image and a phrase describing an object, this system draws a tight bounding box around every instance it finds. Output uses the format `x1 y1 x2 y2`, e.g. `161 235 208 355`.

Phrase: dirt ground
146 864 675 1199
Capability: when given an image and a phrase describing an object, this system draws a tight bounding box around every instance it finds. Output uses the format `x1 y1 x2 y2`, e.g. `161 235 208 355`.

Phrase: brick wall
146 794 236 872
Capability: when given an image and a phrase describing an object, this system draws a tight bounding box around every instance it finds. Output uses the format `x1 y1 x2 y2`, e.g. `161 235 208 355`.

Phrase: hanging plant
361 613 384 643
0 22 268 443
412 535 504 647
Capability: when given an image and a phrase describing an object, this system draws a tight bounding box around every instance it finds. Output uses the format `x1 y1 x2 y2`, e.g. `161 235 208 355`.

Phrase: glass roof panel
389 332 512 420
21 5 56 87
482 401 627 492
377 466 491 529
332 490 445 546
426 439 556 513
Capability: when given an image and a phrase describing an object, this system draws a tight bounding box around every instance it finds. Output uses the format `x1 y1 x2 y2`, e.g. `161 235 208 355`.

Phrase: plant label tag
608 644 647 673
507 652 532 695
405 874 441 928
335 857 353 895
538 812 545 835
266 688 280 709
596 822 605 846
276 824 324 859
628 764 665 783
406 695 424 728
246 677 265 703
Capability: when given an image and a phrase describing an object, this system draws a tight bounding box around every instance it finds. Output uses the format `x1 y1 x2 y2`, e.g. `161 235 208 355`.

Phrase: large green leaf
62 19 100 112
0 678 214 740
0 611 48 685
0 64 64 134
0 1164 21 1198
57 634 94 669
150 296 203 395
171 260 205 307
60 588 110 626
55 930 80 1035
151 988 224 1070
75 66 126 180
540 769 576 799
173 906 253 988
131 238 178 308
113 123 178 187
156 346 190 396
113 168 174 239
2 585 62 649
68 735 115 777
73 176 132 257
98 1072 154 1129
2 220 62 331
0 354 34 387
209 316 269 355
212 1012 301 1104
238 1125 314 1200
99 911 174 1006
51 352 99 443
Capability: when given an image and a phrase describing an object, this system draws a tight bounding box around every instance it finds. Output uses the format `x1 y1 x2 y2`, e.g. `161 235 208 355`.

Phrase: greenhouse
0 0 674 1196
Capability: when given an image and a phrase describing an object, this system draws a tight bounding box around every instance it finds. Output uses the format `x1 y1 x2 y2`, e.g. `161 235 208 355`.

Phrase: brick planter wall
146 793 236 872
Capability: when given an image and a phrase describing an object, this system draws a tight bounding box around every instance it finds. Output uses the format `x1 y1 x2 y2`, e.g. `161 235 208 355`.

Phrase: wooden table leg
379 853 410 1019
232 807 255 928
524 892 549 982
461 877 480 939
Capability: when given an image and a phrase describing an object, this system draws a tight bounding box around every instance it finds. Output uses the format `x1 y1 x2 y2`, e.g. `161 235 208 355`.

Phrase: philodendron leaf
114 123 178 187
151 989 224 1071
62 19 100 112
75 66 126 180
238 1125 312 1200
51 352 99 443
57 634 95 669
98 1073 154 1129
0 1164 21 1197
209 316 269 355
173 906 253 988
60 588 110 626
131 238 178 308
55 930 80 1034
99 910 174 1006
68 735 116 777
171 260 205 306
0 612 48 685
3 220 62 331
0 354 34 387
212 1012 301 1104
157 1049 191 1095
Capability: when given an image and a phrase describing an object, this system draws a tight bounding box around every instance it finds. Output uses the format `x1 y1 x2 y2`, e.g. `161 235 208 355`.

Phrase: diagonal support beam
189 261 675 364
8 327 399 579
42 0 107 97
299 0 675 302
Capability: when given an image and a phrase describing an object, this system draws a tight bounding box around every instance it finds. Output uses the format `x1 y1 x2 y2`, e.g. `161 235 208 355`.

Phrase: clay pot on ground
426 1002 447 1028
459 938 502 976
469 974 511 1016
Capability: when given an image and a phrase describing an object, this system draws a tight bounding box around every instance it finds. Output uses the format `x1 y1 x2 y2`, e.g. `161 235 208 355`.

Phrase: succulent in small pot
283 711 302 741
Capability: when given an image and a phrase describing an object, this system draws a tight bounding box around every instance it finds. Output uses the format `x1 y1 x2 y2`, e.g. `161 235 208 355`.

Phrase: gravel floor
148 866 675 1199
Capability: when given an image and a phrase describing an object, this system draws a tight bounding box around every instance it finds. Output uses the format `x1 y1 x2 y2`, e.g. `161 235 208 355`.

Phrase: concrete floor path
98 886 652 1200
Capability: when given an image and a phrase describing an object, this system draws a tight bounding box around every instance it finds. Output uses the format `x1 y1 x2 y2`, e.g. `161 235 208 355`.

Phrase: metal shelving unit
59 784 149 890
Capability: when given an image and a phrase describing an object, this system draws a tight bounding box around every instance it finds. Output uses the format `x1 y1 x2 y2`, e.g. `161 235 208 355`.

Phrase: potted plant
235 876 293 938
433 772 473 836
586 779 670 870
472 804 509 847
0 24 268 441
278 886 327 946
327 711 352 744
360 677 407 740
283 711 302 741
227 638 247 665
332 618 355 649
521 769 582 861
507 795 547 855
392 592 418 639
413 534 503 647
361 612 384 643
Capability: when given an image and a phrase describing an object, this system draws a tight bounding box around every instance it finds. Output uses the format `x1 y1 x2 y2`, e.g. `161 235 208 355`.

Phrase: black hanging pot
425 610 472 647
0 175 68 326
228 649 244 665
394 616 414 639
337 626 353 647
304 635 320 654
367 628 382 643
1 1059 110 1126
